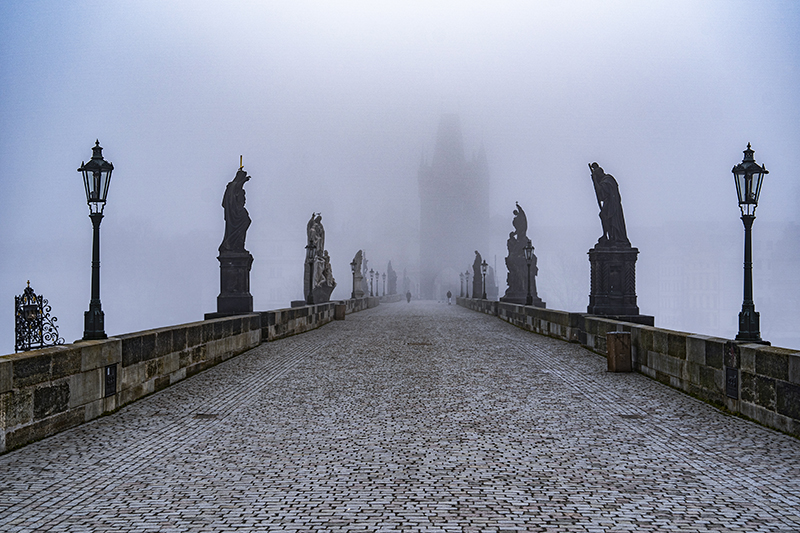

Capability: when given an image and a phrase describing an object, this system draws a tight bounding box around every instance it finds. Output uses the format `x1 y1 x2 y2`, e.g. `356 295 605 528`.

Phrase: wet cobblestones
1 301 799 532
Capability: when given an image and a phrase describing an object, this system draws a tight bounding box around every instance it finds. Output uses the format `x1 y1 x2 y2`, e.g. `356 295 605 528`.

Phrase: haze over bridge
2 302 798 532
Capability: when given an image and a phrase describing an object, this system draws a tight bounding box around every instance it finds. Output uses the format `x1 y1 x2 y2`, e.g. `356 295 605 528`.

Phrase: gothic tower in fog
418 115 490 299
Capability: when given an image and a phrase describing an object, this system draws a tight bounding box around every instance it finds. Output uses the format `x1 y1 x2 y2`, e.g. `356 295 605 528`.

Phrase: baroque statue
219 168 251 253
305 212 336 303
589 162 629 247
500 202 544 307
207 160 254 318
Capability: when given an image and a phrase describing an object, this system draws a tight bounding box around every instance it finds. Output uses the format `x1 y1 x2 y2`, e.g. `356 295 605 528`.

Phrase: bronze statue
219 169 251 253
589 163 629 246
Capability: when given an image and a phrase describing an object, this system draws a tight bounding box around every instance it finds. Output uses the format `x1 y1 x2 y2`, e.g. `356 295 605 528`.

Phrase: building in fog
418 115 490 299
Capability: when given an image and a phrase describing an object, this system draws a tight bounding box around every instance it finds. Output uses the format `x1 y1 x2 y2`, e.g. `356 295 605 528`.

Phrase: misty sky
1 1 799 352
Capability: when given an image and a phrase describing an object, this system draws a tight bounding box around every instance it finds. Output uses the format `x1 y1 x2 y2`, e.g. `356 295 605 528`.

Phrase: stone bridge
1 300 799 532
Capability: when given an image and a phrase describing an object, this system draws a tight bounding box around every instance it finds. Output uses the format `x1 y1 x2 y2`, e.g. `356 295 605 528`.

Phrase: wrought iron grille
15 281 64 352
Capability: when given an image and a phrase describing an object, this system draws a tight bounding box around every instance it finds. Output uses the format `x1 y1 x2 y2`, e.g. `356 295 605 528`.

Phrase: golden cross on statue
239 155 243 170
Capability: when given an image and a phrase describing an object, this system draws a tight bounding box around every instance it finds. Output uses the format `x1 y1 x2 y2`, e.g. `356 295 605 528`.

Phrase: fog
1 1 799 352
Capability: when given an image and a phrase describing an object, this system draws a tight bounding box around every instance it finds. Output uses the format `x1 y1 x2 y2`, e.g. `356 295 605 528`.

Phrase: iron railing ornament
15 281 64 352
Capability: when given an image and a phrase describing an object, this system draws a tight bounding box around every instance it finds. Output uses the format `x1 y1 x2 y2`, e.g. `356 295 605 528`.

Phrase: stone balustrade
457 297 800 438
0 297 379 454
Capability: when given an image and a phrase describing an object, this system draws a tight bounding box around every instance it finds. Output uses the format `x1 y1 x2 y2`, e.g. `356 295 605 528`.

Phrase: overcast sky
1 1 799 352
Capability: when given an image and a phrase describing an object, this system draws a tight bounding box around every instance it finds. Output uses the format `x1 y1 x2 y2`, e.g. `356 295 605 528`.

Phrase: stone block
13 352 52 388
739 345 757 373
120 362 144 391
652 330 668 356
637 327 654 354
754 375 777 411
648 351 682 378
172 327 187 352
667 333 687 359
121 335 143 367
169 367 186 385
790 353 800 385
51 347 81 379
186 324 202 348
80 338 121 372
5 389 33 427
84 398 105 421
740 371 756 403
33 381 70 419
162 353 180 376
686 335 708 365
155 330 173 357
776 381 800 420
705 338 725 370
755 347 790 381
5 409 83 452
607 332 631 372
69 369 103 408
0 359 11 394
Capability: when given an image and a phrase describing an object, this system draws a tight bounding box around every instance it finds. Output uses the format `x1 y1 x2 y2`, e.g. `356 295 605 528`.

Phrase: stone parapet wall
1 297 378 454
457 297 800 438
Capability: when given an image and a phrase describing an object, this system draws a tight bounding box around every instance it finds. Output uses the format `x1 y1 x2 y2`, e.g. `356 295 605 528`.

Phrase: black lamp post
369 269 374 297
481 260 488 299
305 243 317 305
523 238 534 306
350 259 357 299
459 273 464 298
78 140 113 340
732 143 769 343
382 272 386 296
465 269 470 298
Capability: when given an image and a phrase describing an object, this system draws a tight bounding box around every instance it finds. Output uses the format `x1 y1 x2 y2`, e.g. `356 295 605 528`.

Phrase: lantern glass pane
734 170 747 204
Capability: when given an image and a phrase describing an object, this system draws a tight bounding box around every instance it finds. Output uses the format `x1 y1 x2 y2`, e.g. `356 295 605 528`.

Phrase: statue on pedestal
500 202 544 307
208 160 254 318
305 213 336 303
387 261 397 295
586 163 651 324
352 250 365 298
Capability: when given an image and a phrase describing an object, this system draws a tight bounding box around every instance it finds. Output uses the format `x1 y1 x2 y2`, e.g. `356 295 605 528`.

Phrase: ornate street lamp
78 140 113 340
382 272 386 296
465 269 470 298
523 238 534 306
369 268 374 297
305 243 316 305
732 143 769 343
459 272 464 298
350 259 357 299
481 260 488 300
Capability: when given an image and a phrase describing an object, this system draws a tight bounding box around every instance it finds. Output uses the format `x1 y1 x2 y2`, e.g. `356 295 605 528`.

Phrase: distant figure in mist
406 291 412 303
589 162 630 246
447 290 452 305
219 169 251 253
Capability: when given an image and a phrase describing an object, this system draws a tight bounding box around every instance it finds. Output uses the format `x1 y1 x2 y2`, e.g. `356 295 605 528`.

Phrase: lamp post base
736 305 769 344
83 305 107 340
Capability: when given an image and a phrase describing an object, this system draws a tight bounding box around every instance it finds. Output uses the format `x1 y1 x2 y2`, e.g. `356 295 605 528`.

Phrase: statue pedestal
587 245 641 316
208 251 253 317
353 273 365 299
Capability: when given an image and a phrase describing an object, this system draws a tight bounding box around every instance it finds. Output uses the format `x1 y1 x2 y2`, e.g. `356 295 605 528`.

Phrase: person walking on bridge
447 290 452 305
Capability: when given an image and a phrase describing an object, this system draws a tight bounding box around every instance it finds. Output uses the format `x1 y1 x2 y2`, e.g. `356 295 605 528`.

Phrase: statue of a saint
219 169 251 253
590 163 630 246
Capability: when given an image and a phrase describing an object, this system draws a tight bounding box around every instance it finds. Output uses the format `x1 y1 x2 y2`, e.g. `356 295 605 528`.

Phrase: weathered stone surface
33 381 70 419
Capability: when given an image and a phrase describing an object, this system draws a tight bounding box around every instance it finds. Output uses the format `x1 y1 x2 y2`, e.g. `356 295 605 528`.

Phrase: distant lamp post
369 269 374 297
523 239 534 306
465 269 470 298
78 140 113 340
481 260 488 299
350 259 357 299
382 272 386 296
732 143 769 343
459 273 464 298
305 243 317 305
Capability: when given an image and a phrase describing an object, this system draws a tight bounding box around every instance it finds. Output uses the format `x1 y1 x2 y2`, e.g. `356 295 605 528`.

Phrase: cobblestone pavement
2 302 799 532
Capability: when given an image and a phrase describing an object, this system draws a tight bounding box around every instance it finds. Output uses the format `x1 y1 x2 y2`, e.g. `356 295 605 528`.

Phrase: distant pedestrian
406 291 412 303
446 290 452 305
